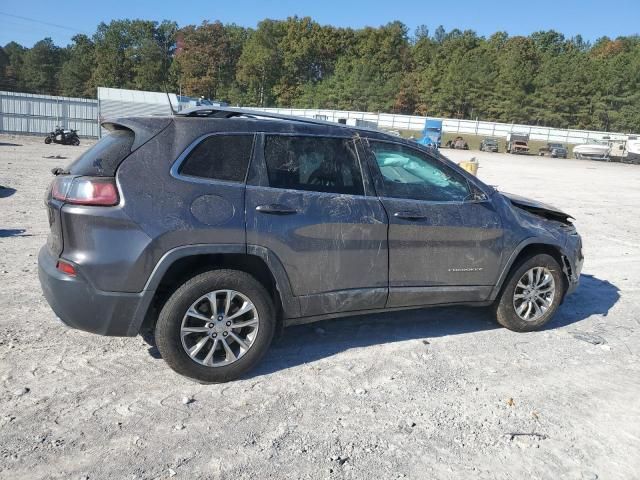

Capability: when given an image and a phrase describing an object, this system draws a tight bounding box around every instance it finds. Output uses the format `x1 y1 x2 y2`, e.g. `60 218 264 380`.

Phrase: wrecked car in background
506 132 530 154
446 136 469 149
480 137 500 152
538 142 568 158
38 107 583 383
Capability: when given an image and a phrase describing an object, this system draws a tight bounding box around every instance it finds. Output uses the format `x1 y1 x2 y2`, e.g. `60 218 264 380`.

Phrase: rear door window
263 135 364 195
179 134 254 182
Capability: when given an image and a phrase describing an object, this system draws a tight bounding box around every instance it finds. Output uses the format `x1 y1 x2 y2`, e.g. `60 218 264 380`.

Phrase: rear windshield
68 129 134 176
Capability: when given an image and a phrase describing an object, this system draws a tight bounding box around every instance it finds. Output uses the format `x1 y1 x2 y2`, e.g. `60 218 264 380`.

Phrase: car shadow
247 273 619 378
142 274 620 377
0 186 17 198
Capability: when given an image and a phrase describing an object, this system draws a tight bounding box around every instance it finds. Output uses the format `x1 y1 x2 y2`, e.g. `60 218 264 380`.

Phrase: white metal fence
254 108 632 144
0 91 99 137
0 89 636 144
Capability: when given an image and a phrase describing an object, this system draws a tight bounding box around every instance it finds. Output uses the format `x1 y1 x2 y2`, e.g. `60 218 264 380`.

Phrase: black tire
73 138 80 146
155 269 276 383
494 253 565 332
44 136 52 144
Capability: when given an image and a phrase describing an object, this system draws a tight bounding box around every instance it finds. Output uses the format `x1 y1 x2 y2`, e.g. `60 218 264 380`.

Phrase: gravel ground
1 134 639 480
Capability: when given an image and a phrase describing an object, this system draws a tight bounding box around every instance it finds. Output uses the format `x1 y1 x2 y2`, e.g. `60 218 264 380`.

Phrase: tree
20 38 62 94
236 20 284 106
1 42 26 91
58 35 96 97
0 18 639 132
172 21 239 99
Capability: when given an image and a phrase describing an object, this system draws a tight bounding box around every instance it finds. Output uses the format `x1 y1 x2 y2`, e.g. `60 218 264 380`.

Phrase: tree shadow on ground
0 186 17 198
0 229 30 238
248 274 619 377
0 142 22 147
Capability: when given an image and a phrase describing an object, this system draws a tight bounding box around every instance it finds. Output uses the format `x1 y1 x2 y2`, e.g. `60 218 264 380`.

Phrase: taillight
56 260 77 276
51 176 119 206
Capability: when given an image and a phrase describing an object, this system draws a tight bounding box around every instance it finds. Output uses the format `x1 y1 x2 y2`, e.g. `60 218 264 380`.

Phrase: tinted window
179 135 254 182
369 141 470 202
264 136 364 195
68 129 134 176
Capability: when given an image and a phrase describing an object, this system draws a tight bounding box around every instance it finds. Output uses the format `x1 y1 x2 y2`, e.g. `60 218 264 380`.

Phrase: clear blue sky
1 0 638 47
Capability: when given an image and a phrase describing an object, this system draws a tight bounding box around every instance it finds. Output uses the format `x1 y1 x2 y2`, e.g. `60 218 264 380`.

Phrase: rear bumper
38 247 143 336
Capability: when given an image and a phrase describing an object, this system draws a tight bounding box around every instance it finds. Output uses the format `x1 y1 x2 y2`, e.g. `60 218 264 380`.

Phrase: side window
264 135 364 195
368 141 470 202
179 134 254 182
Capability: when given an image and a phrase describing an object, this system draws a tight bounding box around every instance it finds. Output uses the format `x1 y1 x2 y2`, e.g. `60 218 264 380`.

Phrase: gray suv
38 108 583 382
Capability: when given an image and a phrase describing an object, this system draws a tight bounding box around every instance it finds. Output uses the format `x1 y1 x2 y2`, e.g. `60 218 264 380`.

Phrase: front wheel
155 269 276 383
494 254 565 332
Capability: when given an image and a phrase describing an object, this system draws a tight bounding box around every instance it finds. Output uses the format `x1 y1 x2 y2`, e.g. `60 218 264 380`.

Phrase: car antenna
164 84 177 116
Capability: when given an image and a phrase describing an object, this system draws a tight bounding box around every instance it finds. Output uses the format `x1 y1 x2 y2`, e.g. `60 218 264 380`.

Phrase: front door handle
255 204 298 215
393 211 428 220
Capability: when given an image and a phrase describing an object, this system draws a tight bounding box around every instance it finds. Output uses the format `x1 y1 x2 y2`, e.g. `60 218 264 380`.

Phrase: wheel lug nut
217 316 223 321
212 333 217 337
207 323 214 328
223 332 228 337
226 321 231 326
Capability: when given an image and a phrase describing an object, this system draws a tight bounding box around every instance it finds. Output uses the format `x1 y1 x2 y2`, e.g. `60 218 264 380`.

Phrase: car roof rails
176 106 339 127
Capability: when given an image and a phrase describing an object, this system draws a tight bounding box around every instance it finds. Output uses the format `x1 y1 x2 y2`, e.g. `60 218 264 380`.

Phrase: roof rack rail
176 106 345 128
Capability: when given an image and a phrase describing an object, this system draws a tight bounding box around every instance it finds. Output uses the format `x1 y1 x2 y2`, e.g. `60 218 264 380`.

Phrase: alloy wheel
512 267 556 322
180 289 259 367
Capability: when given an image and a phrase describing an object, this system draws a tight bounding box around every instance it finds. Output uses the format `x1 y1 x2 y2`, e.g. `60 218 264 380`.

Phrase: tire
73 138 80 146
155 269 276 383
44 136 52 144
494 253 565 332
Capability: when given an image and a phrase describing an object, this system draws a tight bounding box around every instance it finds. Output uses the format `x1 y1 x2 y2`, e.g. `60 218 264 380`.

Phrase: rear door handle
393 211 428 220
255 204 298 215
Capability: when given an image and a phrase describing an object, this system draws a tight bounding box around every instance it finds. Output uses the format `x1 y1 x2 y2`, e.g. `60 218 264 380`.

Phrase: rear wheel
44 136 52 144
494 254 565 332
155 269 275 383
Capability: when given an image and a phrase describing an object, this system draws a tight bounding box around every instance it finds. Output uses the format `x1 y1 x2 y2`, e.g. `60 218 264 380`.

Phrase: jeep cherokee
38 107 583 382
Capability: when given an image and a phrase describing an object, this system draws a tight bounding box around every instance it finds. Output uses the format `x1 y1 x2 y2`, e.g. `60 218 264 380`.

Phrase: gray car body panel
38 114 583 337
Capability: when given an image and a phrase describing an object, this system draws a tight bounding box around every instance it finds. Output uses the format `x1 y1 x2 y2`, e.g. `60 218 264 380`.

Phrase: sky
1 0 639 48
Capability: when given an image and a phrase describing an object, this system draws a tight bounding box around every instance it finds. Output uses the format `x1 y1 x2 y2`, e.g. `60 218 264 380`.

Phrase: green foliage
58 35 96 97
3 20 640 132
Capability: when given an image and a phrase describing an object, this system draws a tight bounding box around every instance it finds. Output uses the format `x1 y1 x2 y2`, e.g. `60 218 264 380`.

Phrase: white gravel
1 134 639 479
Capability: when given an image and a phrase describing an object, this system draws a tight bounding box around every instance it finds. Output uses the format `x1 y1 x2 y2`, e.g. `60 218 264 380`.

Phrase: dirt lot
1 134 639 480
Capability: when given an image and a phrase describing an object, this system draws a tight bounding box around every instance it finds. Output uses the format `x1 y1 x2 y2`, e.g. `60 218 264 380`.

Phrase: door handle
393 211 428 220
255 204 298 215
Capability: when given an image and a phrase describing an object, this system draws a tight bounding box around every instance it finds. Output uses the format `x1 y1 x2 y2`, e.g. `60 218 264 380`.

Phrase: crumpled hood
501 192 574 224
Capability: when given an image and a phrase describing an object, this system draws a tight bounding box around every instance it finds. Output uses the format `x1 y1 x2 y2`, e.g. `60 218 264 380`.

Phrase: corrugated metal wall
0 91 99 137
97 87 175 136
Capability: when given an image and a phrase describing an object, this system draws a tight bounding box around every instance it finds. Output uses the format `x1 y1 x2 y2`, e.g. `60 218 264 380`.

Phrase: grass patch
394 129 576 156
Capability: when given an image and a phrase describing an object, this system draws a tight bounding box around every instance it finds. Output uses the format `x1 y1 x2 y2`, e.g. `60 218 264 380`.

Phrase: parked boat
626 136 640 164
573 141 611 160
